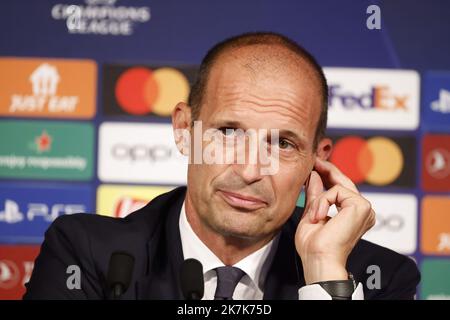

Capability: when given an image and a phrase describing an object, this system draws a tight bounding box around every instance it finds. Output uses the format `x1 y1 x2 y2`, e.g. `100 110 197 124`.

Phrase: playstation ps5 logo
0 199 85 224
431 89 450 113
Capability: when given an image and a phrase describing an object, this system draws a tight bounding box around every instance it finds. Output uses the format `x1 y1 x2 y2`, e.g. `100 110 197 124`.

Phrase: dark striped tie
214 266 245 300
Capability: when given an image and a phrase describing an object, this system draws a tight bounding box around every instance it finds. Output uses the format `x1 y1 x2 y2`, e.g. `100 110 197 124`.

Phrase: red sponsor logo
114 196 148 218
0 245 40 300
422 134 450 192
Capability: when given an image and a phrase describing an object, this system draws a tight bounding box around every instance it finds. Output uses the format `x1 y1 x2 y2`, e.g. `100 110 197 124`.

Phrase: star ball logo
329 135 416 187
32 131 52 153
103 64 198 117
51 0 151 36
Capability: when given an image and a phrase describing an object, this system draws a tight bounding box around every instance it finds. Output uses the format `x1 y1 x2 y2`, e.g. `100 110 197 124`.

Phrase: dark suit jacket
23 187 420 300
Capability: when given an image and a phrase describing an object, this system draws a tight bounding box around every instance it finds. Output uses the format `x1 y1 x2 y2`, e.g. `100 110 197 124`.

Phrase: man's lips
218 190 268 210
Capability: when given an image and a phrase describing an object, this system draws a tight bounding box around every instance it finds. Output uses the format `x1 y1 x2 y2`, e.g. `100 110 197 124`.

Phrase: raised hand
295 158 376 284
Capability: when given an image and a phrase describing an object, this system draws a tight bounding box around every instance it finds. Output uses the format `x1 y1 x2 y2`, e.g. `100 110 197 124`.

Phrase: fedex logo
329 85 408 110
0 199 85 224
323 68 419 130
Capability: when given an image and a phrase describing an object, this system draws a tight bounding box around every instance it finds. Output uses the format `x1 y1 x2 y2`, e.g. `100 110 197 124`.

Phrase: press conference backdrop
0 0 449 300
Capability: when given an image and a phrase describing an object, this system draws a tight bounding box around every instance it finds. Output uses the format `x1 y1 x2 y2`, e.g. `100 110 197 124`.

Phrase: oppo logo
111 144 176 162
371 214 405 232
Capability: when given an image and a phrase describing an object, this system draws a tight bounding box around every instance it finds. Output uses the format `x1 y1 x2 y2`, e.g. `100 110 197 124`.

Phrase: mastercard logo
114 67 190 116
330 136 404 185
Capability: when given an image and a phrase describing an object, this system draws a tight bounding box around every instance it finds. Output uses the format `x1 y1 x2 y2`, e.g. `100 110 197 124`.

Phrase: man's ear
172 102 192 156
315 137 333 160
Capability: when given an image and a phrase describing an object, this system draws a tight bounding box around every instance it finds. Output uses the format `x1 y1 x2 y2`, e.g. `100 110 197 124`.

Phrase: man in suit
24 32 420 300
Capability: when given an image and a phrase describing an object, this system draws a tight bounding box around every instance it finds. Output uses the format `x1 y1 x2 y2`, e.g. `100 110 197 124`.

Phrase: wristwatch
314 272 357 300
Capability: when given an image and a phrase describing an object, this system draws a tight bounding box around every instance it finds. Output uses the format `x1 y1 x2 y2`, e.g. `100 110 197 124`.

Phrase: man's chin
215 227 264 241
208 214 268 240
205 196 272 239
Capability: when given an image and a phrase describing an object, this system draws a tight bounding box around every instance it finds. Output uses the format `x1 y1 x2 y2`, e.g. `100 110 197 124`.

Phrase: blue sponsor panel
0 182 94 243
422 71 450 132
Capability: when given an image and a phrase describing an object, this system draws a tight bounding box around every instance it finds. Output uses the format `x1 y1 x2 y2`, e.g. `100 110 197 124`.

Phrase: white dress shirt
179 202 364 300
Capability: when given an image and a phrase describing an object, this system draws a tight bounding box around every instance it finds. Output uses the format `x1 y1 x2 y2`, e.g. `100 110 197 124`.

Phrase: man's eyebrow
210 119 244 128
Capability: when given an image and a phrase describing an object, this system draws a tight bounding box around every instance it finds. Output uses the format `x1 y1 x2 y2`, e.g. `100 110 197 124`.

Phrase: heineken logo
0 121 94 181
33 131 52 153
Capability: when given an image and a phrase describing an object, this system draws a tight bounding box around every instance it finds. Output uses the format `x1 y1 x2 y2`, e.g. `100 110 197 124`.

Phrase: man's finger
303 170 324 222
310 196 331 223
314 158 359 193
308 184 358 222
314 185 370 224
306 170 323 204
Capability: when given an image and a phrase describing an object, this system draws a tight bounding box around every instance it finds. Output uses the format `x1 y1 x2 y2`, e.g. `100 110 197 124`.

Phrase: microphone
106 251 135 300
180 258 204 300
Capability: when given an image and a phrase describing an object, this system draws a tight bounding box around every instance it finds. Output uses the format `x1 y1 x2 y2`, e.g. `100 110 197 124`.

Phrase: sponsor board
329 135 416 187
98 122 187 184
421 196 450 255
97 184 174 218
0 245 40 300
324 67 420 130
0 58 96 119
421 259 450 300
0 121 94 181
0 183 94 243
329 193 417 255
422 71 450 131
103 64 197 117
361 193 417 255
422 134 450 192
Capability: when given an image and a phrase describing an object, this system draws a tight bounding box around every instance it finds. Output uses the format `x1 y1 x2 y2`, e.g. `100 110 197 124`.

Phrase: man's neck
184 195 275 266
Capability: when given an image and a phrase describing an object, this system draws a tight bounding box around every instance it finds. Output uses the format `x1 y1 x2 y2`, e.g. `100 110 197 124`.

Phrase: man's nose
229 130 267 184
232 162 263 185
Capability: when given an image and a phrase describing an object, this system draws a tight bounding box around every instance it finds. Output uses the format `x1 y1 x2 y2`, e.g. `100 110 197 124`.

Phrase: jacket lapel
136 187 186 299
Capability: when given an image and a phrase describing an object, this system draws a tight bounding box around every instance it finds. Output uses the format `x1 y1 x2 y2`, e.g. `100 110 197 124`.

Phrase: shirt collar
179 201 278 291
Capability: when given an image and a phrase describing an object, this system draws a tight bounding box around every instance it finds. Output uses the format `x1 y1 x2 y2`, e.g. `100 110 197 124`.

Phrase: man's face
185 46 322 242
